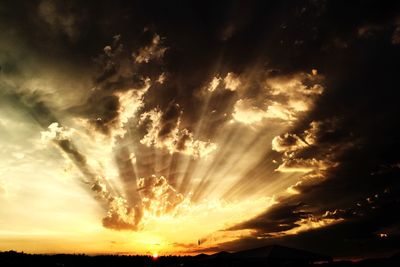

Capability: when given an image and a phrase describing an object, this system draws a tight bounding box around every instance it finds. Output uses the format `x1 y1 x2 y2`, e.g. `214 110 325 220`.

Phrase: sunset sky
0 0 399 259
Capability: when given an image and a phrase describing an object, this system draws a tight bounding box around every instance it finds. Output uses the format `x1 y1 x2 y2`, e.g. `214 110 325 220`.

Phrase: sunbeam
2 1 399 259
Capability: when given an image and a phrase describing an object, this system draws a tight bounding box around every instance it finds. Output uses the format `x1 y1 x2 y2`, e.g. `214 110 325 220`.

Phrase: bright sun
152 253 159 260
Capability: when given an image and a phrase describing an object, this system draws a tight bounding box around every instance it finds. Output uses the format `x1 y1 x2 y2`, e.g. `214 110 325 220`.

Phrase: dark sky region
0 0 400 259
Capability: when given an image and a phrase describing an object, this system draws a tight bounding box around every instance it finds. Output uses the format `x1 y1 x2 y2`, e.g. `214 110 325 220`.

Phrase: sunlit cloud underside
0 31 342 255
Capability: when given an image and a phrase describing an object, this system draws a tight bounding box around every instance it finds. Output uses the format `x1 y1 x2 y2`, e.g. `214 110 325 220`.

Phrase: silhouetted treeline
0 250 399 267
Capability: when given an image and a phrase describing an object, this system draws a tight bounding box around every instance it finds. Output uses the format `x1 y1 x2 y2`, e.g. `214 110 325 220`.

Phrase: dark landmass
1 245 399 267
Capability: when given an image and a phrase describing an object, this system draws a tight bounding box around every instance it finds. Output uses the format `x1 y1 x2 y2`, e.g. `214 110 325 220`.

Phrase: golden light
0 49 328 255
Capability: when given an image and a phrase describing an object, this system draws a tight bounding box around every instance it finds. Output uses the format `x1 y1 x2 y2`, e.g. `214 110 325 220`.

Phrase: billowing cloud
224 72 241 91
271 133 309 153
1 0 400 258
40 122 75 142
272 120 345 175
109 78 151 142
232 72 324 125
133 34 167 63
232 99 269 124
138 175 186 216
102 196 139 230
139 107 217 158
207 76 222 92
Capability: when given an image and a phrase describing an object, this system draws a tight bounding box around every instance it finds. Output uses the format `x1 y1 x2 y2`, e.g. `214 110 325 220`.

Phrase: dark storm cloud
2 0 400 257
215 0 400 258
220 186 400 258
229 201 311 234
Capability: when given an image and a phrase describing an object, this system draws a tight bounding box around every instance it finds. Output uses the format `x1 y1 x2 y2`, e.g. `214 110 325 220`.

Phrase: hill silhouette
0 245 399 267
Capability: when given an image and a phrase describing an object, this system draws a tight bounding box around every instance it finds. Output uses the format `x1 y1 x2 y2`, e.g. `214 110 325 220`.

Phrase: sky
0 0 400 259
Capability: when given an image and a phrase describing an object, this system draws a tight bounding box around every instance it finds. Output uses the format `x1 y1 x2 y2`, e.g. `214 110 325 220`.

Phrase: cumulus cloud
207 76 222 92
139 107 217 158
156 72 167 84
109 78 151 142
72 32 161 138
286 172 326 195
138 175 186 216
232 99 269 124
102 196 140 231
115 87 147 125
271 133 309 153
40 122 75 142
231 72 324 125
133 34 167 63
3 28 188 232
224 72 241 91
103 173 191 230
271 120 346 177
266 73 324 96
39 121 192 231
264 73 323 121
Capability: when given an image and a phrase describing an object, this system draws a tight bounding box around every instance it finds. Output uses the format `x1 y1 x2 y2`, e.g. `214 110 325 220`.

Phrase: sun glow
0 30 328 254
